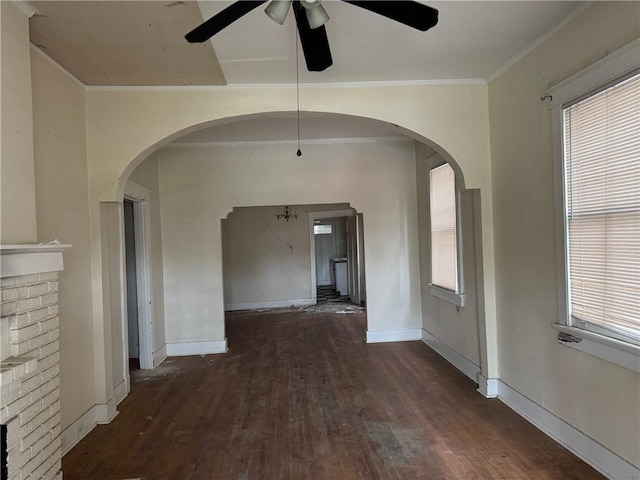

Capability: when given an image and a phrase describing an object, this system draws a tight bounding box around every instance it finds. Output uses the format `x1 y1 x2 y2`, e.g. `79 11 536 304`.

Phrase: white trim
427 159 466 308
429 284 465 308
132 201 154 370
547 38 640 108
420 329 480 382
94 397 119 424
13 1 38 17
154 344 168 367
552 324 640 373
124 180 152 202
487 2 592 83
29 44 85 87
85 78 486 91
0 244 71 278
169 136 410 149
113 378 128 406
365 328 422 344
477 374 499 398
166 339 228 356
550 39 640 369
497 380 640 480
225 298 314 312
61 406 98 456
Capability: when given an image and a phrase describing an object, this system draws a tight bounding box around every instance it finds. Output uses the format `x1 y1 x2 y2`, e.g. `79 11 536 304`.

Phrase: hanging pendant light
265 0 292 25
301 0 329 29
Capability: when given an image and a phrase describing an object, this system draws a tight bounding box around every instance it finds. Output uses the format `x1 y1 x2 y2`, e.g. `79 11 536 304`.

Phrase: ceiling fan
185 0 439 72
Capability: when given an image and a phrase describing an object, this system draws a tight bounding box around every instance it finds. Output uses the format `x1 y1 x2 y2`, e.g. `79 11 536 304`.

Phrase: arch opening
102 109 491 411
116 111 467 200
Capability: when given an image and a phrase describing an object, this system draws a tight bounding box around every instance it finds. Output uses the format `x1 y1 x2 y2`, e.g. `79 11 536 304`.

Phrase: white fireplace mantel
0 243 71 278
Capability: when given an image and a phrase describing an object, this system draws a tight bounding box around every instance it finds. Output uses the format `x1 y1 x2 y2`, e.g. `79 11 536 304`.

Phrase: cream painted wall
0 2 37 243
488 2 640 466
222 205 312 308
157 140 421 345
129 157 167 356
30 49 96 431
416 151 481 366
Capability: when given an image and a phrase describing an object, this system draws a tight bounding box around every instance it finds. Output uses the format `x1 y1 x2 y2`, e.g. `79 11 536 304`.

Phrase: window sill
552 324 640 373
429 284 465 307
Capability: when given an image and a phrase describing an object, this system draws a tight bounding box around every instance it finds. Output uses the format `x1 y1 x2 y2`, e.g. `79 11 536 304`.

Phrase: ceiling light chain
296 21 302 157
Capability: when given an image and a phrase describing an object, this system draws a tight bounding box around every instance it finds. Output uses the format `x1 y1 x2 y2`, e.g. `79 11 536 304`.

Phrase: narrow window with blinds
430 163 459 293
562 71 640 345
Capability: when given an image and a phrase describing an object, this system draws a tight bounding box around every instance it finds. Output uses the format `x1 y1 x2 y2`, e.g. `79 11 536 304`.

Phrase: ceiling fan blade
185 1 268 43
293 1 332 72
341 1 438 31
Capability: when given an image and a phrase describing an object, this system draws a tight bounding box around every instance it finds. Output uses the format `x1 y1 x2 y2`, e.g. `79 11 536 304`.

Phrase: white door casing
124 181 155 371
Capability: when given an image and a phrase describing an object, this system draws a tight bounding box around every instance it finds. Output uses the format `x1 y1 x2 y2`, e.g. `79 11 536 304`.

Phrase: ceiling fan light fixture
265 0 292 25
305 4 329 29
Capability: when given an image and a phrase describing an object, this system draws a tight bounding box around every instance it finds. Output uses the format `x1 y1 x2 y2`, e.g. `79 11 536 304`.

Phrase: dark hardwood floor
62 307 603 480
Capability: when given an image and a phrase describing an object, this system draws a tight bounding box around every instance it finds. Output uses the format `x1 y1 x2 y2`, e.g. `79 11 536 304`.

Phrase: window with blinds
563 72 640 344
430 163 459 292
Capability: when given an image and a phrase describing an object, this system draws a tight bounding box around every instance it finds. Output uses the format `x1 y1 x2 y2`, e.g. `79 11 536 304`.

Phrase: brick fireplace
1 245 69 480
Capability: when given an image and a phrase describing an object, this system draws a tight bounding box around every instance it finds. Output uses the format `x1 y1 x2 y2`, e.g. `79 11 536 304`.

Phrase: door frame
308 208 356 303
123 181 155 371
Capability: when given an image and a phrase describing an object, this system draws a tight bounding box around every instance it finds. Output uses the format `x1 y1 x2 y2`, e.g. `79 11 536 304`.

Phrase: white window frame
549 39 640 373
428 161 465 307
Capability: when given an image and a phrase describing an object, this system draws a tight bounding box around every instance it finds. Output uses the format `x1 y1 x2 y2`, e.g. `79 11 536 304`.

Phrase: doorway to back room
221 204 367 333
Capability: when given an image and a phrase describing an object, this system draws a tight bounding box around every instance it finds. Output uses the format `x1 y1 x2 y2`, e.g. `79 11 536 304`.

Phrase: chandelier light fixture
276 206 298 222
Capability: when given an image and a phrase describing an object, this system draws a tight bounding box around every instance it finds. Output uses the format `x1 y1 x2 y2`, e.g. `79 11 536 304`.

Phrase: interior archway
92 109 496 423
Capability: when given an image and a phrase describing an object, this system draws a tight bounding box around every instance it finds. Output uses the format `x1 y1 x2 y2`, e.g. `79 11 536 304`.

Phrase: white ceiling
200 0 584 84
28 0 586 86
26 0 586 145
29 1 225 86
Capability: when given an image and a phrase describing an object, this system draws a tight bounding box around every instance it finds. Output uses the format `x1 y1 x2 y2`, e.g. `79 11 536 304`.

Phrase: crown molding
487 2 593 84
86 78 486 92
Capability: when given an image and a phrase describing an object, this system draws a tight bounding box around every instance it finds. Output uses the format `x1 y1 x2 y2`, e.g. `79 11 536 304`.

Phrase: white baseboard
477 374 499 398
497 380 640 480
154 344 168 367
61 406 98 456
421 329 481 383
366 328 422 343
113 378 128 406
418 329 638 478
94 396 118 424
166 339 228 356
225 298 314 311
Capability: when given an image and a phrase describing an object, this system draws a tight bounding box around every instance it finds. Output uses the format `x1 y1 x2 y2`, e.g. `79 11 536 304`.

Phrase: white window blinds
430 163 458 292
563 72 640 342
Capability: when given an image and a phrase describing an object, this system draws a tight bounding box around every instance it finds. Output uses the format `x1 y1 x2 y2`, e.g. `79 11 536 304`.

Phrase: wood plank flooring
62 307 604 479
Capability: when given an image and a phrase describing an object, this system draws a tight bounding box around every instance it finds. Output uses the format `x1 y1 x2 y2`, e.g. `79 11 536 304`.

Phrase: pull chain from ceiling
295 21 302 157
